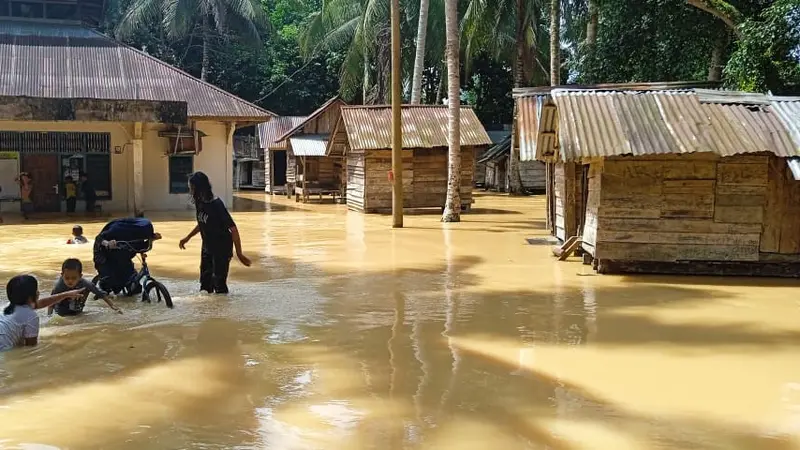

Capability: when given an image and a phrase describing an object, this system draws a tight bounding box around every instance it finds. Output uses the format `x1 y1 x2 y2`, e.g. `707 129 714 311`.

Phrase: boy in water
0 275 85 351
67 225 88 244
16 172 33 220
48 258 122 316
64 175 77 214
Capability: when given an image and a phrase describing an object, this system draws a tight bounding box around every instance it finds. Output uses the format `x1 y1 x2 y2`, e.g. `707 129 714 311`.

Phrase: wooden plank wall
286 148 297 183
365 149 414 211
592 154 795 264
581 162 602 255
553 162 581 242
520 160 546 191
346 151 366 211
350 146 477 213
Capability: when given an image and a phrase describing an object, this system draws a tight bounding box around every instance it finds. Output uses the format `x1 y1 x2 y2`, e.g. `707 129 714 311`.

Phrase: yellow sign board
0 152 19 160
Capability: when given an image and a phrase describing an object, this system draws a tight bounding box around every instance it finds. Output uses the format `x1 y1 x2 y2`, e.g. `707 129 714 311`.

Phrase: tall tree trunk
377 30 390 103
435 62 445 104
686 0 743 38
549 0 561 86
708 32 728 82
201 15 210 82
363 52 371 104
508 0 526 195
411 0 430 104
586 0 598 47
441 0 461 223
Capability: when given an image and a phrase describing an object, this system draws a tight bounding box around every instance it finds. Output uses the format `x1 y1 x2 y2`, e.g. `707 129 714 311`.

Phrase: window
169 156 193 194
11 1 43 18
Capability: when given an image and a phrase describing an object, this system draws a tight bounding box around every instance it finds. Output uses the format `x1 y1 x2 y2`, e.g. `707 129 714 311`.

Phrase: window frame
168 155 194 194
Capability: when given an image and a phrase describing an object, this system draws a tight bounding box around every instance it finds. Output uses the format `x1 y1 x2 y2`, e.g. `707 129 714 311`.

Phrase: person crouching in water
179 172 251 294
48 258 122 316
0 275 86 351
67 225 88 244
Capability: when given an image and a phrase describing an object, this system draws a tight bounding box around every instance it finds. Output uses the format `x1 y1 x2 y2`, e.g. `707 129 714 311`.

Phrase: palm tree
550 0 560 85
116 0 265 81
441 0 461 223
462 0 549 195
410 0 431 104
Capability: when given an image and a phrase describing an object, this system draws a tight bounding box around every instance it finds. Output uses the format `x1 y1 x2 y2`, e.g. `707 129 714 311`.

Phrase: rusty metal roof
258 116 306 149
339 105 492 151
523 89 796 162
276 96 346 142
289 135 329 157
0 20 275 121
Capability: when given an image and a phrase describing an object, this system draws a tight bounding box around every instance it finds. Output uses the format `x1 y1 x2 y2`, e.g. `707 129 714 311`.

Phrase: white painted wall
0 119 234 213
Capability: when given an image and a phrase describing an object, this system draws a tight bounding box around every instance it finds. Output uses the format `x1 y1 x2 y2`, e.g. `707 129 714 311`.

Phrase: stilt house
514 82 800 277
258 116 306 193
274 97 347 202
329 105 492 213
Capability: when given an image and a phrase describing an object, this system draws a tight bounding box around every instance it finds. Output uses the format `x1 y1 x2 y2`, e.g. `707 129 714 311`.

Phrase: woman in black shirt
179 172 251 293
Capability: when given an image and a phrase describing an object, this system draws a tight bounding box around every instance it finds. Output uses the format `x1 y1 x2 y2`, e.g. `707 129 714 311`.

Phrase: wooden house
514 82 800 277
329 105 492 213
257 115 306 193
274 97 347 202
233 135 263 189
478 133 546 193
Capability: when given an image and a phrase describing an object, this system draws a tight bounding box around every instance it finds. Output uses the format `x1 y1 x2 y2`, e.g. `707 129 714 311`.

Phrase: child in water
0 275 85 351
67 225 88 244
48 258 121 316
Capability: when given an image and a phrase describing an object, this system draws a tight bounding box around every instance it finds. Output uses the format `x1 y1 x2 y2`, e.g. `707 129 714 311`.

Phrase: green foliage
724 0 800 93
573 0 723 84
463 53 513 126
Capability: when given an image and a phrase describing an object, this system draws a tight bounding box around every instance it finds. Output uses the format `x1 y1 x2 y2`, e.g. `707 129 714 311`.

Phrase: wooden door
22 154 61 212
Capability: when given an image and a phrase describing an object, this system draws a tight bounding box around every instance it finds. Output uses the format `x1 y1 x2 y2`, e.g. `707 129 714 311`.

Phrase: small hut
478 128 546 192
274 97 348 203
233 135 263 189
257 115 306 193
514 82 800 277
330 105 492 213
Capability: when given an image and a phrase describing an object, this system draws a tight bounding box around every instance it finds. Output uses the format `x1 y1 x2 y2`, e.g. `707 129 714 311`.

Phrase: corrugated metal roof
290 135 329 156
514 81 720 98
771 100 800 154
340 105 492 151
276 96 346 142
258 116 306 149
487 129 511 144
0 20 274 121
544 89 796 161
477 135 511 163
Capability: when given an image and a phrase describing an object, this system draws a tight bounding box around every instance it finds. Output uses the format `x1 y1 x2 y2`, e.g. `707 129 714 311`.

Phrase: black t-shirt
196 198 236 255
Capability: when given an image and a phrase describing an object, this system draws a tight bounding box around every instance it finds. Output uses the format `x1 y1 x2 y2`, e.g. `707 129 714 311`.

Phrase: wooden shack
275 97 347 202
258 115 306 193
478 134 546 193
329 105 492 213
514 82 800 277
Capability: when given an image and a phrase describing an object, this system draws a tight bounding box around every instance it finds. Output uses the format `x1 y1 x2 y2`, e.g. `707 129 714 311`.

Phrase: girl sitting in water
0 275 85 351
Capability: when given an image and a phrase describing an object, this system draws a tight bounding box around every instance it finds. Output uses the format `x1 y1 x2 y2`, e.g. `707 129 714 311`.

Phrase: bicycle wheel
143 280 173 308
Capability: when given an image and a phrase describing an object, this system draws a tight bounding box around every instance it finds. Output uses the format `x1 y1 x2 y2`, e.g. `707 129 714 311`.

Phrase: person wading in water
179 172 251 294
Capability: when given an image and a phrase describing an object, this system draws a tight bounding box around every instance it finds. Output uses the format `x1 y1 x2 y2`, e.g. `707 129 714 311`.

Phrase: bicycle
92 239 173 308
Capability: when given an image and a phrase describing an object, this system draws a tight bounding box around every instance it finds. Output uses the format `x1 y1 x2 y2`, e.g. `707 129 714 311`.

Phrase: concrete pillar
225 122 236 206
133 122 144 214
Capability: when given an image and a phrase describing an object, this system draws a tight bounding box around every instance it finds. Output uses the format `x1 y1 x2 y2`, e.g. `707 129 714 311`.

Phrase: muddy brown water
0 192 799 449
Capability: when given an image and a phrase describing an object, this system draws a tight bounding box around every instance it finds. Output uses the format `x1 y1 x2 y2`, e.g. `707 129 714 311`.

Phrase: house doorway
21 154 60 212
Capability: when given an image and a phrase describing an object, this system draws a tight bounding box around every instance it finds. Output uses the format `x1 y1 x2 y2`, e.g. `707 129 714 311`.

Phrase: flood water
0 192 799 449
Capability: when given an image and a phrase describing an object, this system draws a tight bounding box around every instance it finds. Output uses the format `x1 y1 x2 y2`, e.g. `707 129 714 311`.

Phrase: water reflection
0 193 798 449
